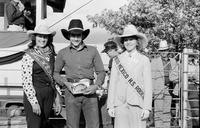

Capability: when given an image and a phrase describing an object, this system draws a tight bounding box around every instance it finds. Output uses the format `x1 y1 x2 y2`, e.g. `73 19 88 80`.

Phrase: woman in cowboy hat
107 24 152 128
54 19 105 128
21 24 61 128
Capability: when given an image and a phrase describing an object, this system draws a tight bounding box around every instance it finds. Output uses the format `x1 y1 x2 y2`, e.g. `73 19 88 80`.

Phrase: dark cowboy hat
101 41 117 53
61 19 90 40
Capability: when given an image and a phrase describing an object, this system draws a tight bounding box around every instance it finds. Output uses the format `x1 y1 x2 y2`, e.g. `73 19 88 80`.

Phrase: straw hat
158 40 168 51
119 25 148 49
27 25 56 36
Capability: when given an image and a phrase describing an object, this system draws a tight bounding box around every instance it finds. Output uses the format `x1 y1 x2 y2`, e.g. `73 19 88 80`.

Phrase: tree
87 0 200 52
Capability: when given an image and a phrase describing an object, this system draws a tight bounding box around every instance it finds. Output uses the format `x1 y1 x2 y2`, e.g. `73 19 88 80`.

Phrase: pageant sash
26 49 62 95
114 56 144 99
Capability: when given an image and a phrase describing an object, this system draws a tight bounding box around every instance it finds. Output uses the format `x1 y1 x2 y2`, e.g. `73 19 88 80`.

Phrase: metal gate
182 48 199 128
151 48 199 128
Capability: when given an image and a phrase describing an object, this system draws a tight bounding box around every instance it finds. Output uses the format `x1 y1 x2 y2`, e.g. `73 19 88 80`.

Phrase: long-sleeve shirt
21 53 55 105
6 0 25 25
54 44 106 87
21 54 38 105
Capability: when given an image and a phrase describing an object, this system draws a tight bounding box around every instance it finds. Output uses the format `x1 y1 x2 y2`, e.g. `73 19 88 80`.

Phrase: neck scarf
25 48 54 84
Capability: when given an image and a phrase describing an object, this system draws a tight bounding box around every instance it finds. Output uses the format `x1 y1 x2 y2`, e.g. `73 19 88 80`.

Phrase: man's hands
64 81 73 92
17 1 25 12
83 84 99 95
31 103 41 116
108 108 115 117
53 93 62 115
141 109 150 120
24 10 31 16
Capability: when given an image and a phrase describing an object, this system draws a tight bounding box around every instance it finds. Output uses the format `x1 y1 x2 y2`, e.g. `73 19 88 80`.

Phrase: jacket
107 51 152 111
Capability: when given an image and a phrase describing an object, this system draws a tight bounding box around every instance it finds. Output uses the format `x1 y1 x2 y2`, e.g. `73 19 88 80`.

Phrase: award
71 79 90 94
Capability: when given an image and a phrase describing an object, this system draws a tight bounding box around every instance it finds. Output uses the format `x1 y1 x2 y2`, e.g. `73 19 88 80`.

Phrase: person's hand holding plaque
71 79 90 94
63 81 73 92
83 85 99 95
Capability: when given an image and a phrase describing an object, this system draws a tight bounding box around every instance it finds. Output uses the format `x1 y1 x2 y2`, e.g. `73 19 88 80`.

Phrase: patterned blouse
21 54 38 105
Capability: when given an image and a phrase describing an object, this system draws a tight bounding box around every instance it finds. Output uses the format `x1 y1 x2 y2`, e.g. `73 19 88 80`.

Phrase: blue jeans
65 89 99 128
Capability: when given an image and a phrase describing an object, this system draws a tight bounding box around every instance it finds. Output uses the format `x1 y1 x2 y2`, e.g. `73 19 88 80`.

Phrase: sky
45 0 128 44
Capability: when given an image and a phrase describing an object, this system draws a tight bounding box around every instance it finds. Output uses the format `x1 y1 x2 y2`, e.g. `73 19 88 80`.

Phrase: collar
69 42 88 51
125 50 138 57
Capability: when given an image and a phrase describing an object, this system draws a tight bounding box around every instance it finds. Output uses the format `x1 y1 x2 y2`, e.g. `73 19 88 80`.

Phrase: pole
36 0 47 25
182 48 188 128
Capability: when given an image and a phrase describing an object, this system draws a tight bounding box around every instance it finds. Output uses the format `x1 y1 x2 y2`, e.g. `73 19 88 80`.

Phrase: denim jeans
24 86 55 128
65 89 99 128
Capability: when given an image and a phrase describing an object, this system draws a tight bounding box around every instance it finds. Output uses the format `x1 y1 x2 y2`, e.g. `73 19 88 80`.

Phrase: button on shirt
54 44 106 86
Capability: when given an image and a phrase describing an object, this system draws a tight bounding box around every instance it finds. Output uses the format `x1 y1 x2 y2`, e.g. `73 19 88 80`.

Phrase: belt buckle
67 78 80 83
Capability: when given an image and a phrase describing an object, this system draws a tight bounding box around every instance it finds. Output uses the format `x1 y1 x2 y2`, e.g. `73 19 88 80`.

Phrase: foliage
87 0 200 52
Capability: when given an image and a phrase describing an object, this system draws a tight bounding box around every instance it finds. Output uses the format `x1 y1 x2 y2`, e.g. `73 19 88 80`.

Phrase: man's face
69 33 83 46
160 50 169 58
106 49 118 58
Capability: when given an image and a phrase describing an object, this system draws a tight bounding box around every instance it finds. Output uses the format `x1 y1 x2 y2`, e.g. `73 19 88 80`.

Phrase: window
0 3 4 16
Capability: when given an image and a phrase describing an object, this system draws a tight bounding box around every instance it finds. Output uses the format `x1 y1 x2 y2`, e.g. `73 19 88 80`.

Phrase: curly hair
28 34 56 55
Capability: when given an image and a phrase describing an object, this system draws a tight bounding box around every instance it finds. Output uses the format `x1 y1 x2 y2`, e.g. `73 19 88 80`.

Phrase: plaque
71 79 90 94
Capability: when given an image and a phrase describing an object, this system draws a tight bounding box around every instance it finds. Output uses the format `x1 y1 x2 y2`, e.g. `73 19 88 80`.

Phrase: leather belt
67 78 80 83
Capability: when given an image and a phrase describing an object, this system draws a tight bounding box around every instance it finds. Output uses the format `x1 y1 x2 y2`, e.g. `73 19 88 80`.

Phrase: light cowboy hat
158 40 168 51
61 19 90 40
119 24 148 49
27 25 56 36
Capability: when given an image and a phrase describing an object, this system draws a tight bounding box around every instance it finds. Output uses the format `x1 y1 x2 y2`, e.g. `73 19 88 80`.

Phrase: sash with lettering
25 49 62 95
114 56 144 99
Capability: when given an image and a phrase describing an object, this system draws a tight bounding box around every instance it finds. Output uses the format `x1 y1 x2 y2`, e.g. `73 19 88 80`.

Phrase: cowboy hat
101 41 118 53
158 40 168 51
119 25 148 49
27 25 56 36
61 19 90 40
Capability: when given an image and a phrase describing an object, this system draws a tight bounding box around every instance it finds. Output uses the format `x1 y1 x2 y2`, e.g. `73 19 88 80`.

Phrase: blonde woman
107 25 152 128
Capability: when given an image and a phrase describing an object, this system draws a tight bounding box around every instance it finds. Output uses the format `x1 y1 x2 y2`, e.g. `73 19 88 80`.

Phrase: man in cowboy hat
151 40 180 127
53 19 106 128
107 24 152 128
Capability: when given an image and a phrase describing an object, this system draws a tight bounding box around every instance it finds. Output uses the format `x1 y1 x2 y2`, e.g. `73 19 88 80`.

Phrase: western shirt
54 44 106 87
6 0 25 25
